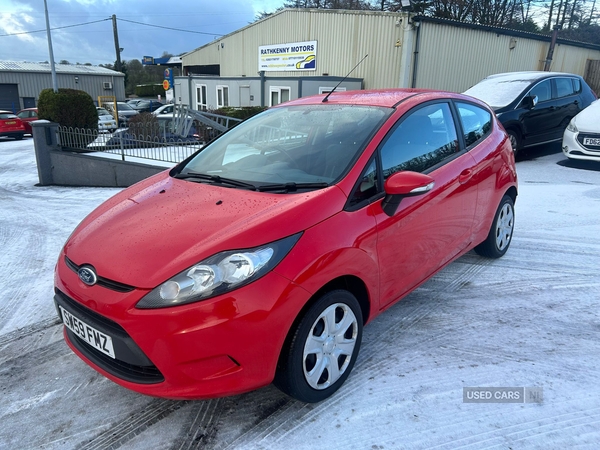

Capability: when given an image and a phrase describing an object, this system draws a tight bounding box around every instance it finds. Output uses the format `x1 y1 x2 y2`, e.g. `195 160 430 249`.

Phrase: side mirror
381 171 435 217
524 95 538 109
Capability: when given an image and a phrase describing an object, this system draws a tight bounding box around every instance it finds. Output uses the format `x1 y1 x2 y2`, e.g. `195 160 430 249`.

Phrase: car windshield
464 76 537 109
97 108 111 116
0 113 18 119
180 104 390 186
117 103 134 111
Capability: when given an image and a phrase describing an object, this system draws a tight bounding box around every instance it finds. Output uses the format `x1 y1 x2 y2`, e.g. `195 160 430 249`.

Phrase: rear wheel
14 133 24 140
474 195 515 258
506 129 521 156
274 290 363 403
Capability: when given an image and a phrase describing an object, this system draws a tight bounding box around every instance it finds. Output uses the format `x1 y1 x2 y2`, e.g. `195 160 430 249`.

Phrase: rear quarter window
456 102 492 148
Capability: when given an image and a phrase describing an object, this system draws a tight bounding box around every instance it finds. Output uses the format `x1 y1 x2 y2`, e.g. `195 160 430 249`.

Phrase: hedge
134 84 165 97
38 88 98 130
212 106 268 120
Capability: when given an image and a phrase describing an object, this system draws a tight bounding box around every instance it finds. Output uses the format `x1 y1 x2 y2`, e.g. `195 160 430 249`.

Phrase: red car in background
16 108 38 135
54 89 517 403
0 111 25 140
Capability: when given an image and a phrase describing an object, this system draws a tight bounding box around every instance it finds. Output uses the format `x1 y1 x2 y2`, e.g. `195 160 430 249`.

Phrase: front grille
65 256 136 293
55 289 164 384
577 133 600 152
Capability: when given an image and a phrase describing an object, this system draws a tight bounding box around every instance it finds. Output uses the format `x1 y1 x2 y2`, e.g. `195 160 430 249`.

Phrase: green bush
134 84 165 97
212 106 268 120
38 88 98 130
127 112 160 138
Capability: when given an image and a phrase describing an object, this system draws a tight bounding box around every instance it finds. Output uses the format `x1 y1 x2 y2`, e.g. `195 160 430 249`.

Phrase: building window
196 85 207 111
270 87 291 106
319 87 346 94
217 86 229 108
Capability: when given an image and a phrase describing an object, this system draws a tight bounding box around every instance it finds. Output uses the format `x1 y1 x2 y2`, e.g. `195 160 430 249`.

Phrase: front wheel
474 195 515 258
274 290 363 403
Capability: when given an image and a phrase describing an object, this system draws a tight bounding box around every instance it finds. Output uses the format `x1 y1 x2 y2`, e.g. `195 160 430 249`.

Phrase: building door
240 86 250 107
23 97 36 108
0 84 20 112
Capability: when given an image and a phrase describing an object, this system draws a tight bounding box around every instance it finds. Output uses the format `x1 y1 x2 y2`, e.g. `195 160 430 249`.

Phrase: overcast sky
0 0 283 65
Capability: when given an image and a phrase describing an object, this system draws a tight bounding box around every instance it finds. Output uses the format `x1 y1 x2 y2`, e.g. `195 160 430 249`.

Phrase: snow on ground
1 137 599 449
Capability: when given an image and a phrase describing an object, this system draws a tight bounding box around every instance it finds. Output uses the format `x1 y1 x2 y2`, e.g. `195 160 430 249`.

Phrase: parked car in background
126 99 144 107
16 108 38 135
152 104 175 117
0 111 26 140
104 102 139 127
464 71 597 155
563 99 600 162
132 100 164 113
54 89 517 403
96 107 118 132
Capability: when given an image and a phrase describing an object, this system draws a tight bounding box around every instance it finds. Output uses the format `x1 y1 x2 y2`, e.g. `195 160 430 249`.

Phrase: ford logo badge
78 266 97 286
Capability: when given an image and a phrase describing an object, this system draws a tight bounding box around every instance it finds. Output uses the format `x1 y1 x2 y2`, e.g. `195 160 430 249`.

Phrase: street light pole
44 0 58 92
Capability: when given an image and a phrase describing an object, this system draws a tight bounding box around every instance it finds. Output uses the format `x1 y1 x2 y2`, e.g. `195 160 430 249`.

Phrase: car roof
17 108 37 111
0 110 16 114
282 89 438 108
484 71 578 82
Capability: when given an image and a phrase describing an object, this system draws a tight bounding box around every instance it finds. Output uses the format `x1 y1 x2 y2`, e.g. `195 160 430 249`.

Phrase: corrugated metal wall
0 71 126 109
184 9 406 90
584 59 600 94
184 9 600 94
416 22 600 92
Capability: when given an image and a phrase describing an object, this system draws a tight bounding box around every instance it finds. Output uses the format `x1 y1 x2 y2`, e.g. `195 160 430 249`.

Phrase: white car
152 104 175 117
97 107 118 132
563 99 600 162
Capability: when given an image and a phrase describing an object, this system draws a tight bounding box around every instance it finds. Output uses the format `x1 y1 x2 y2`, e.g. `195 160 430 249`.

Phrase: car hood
64 172 347 288
573 99 600 132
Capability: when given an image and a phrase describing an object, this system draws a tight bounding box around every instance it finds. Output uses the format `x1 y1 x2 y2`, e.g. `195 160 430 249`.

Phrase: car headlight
136 232 302 309
567 120 578 133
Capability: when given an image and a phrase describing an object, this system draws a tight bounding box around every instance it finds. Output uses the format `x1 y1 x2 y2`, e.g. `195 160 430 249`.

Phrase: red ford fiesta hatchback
54 90 517 402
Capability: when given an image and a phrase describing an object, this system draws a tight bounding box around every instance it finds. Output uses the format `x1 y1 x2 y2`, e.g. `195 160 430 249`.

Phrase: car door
521 79 559 145
552 77 581 137
370 101 479 308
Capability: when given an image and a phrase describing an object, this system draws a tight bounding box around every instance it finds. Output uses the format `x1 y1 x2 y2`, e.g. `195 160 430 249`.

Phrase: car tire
14 134 24 140
474 194 515 258
274 290 363 403
506 129 521 156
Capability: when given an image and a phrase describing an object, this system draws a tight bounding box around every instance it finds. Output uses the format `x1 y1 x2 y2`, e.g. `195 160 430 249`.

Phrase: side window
554 78 574 98
17 111 28 119
380 103 459 178
456 102 492 148
529 80 552 102
348 158 379 208
572 78 582 94
31 110 38 118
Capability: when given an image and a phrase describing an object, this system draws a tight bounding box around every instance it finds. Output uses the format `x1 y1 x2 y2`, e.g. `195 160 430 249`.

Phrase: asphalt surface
1 138 599 449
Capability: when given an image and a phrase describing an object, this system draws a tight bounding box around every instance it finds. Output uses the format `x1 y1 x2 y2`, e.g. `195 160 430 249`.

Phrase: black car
464 71 597 155
131 100 164 113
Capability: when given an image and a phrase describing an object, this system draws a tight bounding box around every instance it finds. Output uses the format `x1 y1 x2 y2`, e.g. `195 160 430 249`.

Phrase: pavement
1 137 599 449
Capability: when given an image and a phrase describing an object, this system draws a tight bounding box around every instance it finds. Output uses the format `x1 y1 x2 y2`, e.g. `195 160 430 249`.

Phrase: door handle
459 169 473 184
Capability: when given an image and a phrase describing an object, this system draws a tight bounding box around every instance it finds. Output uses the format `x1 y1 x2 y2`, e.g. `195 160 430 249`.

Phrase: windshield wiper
174 172 257 190
257 182 329 193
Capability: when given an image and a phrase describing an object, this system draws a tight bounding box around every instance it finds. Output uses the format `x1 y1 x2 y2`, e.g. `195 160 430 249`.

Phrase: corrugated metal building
0 62 125 112
179 8 600 108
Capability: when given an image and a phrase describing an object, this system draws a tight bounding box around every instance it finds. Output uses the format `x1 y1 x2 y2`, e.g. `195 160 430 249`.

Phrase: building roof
0 61 125 76
413 16 600 52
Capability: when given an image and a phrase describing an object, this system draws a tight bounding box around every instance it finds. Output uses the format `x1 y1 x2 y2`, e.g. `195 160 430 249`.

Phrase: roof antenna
322 54 368 103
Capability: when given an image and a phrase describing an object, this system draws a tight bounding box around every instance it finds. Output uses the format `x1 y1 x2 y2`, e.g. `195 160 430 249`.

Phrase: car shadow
515 141 562 162
557 158 600 172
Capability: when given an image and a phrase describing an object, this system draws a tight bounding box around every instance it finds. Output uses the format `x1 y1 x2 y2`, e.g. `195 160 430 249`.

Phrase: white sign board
259 41 317 72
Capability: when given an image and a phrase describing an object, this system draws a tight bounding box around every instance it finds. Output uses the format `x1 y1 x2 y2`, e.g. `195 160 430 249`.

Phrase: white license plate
583 137 600 146
59 306 115 359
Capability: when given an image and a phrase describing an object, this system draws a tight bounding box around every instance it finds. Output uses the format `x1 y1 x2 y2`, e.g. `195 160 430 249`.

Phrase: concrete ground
1 137 599 449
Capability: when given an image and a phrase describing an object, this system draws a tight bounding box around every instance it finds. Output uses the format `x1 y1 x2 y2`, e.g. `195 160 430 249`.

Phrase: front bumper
54 253 311 399
562 129 600 162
